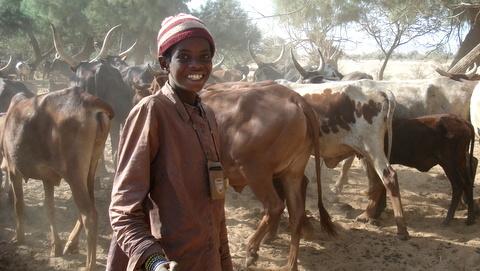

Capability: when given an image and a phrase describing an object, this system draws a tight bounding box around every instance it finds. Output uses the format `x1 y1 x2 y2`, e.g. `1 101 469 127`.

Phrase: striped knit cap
157 13 215 56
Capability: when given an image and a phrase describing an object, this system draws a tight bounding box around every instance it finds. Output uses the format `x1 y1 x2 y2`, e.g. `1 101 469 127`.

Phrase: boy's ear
158 56 169 71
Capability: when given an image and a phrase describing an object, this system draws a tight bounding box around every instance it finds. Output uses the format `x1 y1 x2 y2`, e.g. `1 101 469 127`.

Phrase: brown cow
199 81 336 270
337 114 477 225
2 87 114 271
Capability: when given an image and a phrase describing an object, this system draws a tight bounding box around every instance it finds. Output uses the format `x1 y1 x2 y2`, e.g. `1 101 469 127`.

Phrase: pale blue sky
187 0 461 55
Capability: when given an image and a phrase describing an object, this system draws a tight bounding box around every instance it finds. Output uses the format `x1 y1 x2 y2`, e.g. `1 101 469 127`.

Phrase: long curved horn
248 40 263 65
448 42 480 73
119 40 137 58
213 55 224 70
316 48 325 74
290 48 309 78
272 44 285 64
465 62 478 78
0 56 12 72
50 24 80 68
90 24 122 62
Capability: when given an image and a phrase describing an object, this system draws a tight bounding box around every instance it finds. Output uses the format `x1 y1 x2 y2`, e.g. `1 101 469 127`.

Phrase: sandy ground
1 68 480 270
1 137 479 271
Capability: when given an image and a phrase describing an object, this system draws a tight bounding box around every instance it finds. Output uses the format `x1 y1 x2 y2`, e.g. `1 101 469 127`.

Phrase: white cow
470 82 480 137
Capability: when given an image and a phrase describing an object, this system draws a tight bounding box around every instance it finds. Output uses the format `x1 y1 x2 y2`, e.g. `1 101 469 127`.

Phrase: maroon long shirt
109 82 232 271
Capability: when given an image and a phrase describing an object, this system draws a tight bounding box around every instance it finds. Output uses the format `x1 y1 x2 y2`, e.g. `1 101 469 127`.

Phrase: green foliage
192 0 262 66
0 0 191 62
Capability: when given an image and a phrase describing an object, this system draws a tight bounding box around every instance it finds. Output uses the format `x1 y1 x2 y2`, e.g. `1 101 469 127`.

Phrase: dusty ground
1 138 479 271
1 67 480 270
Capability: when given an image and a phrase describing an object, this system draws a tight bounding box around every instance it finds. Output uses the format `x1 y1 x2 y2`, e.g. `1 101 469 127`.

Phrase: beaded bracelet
144 253 168 271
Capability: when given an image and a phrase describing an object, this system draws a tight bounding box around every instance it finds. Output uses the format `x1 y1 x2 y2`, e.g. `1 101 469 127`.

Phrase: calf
336 114 477 225
2 87 114 271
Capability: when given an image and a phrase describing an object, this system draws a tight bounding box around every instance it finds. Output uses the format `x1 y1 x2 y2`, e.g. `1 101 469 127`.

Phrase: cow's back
201 82 313 187
2 87 113 181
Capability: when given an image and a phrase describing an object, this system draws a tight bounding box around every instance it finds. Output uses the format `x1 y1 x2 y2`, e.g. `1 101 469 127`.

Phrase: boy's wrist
144 253 168 271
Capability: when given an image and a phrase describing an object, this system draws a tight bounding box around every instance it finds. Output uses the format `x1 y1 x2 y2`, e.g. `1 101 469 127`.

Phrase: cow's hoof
332 185 343 194
52 245 62 257
441 219 451 227
11 235 25 244
63 240 79 255
245 251 258 267
355 212 371 223
397 231 409 241
262 233 277 244
465 218 475 226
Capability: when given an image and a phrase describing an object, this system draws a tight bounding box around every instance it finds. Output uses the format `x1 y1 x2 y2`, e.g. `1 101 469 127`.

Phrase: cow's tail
296 93 336 236
383 90 396 160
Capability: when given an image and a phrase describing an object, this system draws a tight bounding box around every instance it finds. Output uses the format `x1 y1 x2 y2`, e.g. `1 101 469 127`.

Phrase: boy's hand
154 261 178 271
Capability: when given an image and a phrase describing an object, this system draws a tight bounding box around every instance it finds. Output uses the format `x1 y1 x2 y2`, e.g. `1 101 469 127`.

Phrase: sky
187 0 461 55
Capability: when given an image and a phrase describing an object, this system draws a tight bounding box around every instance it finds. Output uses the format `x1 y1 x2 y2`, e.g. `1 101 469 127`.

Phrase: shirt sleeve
109 99 164 270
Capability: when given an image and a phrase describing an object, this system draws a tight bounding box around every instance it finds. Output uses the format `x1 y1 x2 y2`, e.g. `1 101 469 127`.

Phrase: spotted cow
332 78 478 193
280 81 409 239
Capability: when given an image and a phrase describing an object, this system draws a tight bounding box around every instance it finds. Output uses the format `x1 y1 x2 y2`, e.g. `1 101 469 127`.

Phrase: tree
272 0 451 79
0 0 56 75
272 0 362 67
192 0 262 66
85 0 190 64
442 1 480 72
357 0 449 79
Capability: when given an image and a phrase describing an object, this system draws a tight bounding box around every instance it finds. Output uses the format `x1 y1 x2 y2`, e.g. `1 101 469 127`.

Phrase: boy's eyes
176 53 212 63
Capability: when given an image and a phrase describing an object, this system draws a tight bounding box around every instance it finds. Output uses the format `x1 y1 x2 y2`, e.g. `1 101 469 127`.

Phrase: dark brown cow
199 81 336 270
347 114 477 225
0 78 34 112
2 87 114 271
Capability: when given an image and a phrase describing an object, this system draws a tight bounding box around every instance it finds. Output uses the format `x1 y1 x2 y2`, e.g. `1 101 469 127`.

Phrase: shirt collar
160 82 202 122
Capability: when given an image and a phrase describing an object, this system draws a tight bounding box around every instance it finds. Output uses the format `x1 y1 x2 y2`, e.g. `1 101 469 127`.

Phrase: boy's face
159 37 213 93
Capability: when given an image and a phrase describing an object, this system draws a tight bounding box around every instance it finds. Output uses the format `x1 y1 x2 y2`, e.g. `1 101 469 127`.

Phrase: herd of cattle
1 24 480 271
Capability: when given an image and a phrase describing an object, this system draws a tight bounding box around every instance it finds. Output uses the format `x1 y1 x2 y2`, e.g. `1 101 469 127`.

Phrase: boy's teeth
188 74 203 80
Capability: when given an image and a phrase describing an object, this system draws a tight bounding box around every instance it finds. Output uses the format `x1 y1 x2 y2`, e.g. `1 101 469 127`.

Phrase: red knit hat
157 13 215 56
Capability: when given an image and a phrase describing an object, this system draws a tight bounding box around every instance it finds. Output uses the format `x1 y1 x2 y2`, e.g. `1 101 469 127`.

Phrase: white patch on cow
470 82 480 137
0 78 4 90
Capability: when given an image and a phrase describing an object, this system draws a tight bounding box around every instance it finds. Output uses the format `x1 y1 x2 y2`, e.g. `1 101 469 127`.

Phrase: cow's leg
43 180 62 256
266 176 313 243
263 178 284 243
9 171 25 244
368 158 408 239
442 161 475 225
245 173 284 267
334 156 355 194
67 173 97 271
357 162 387 222
110 121 121 166
442 165 463 225
280 173 307 271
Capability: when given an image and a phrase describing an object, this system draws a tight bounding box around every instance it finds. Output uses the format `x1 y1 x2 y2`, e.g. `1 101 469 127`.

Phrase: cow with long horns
51 24 134 163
